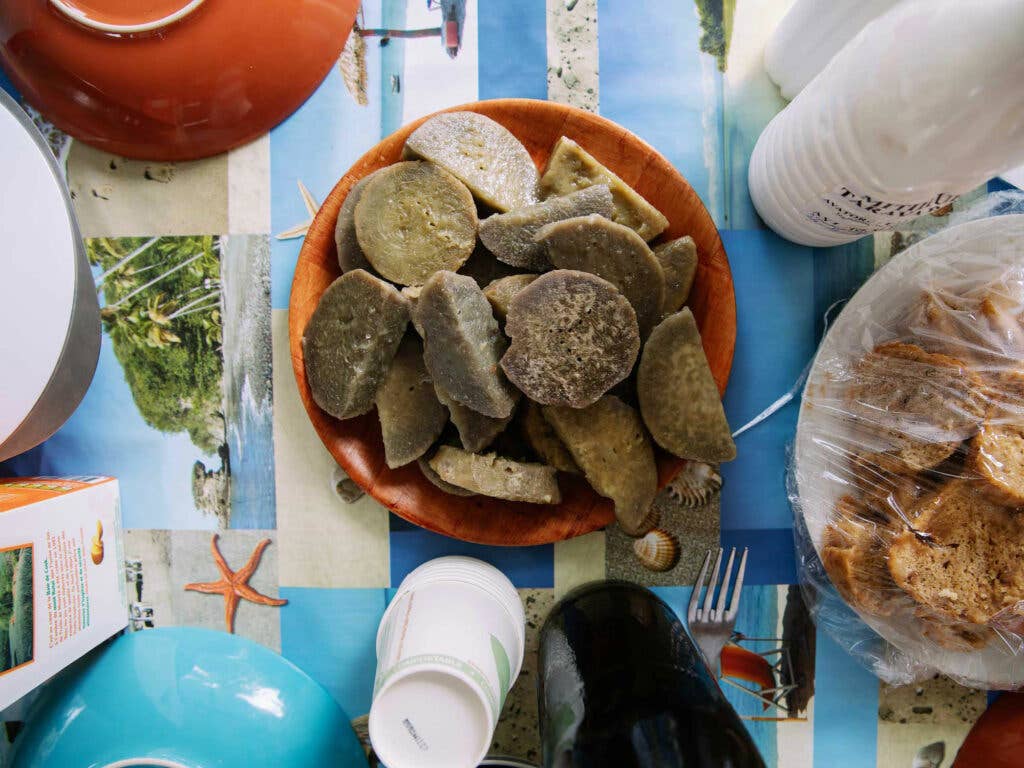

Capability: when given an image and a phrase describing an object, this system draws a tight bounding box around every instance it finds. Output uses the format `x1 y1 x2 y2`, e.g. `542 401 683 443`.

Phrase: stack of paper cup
751 0 1024 247
369 557 525 768
763 0 901 100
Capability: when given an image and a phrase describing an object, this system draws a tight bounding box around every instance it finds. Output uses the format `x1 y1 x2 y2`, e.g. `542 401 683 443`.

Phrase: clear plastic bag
790 192 1024 689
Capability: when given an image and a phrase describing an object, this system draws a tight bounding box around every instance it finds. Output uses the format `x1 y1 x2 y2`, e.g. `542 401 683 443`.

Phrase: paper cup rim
369 659 494 768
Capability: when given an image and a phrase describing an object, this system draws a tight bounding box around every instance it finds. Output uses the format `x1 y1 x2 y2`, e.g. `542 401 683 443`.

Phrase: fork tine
713 548 737 620
700 548 724 616
725 548 748 620
688 549 713 622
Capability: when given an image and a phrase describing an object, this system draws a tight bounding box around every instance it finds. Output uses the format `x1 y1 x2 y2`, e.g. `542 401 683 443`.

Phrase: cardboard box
0 476 126 709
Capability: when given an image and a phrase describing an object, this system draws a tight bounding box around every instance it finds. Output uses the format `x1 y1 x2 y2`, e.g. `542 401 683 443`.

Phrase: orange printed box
0 476 127 709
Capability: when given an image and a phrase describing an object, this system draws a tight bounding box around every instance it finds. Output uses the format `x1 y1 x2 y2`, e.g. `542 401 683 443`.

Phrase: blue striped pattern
478 0 547 100
280 587 391 717
389 515 554 587
717 232 872 585
721 529 797 586
598 0 723 217
720 229 814 543
811 239 875 330
380 0 408 137
268 1 384 310
813 626 879 768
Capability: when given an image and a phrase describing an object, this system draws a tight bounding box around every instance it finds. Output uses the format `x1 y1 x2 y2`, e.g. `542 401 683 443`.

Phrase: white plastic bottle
750 0 1024 248
764 0 903 101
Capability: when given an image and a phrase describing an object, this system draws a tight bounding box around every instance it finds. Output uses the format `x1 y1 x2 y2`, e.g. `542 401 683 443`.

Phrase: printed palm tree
141 293 183 348
144 292 176 325
86 235 226 451
101 296 181 350
94 237 159 290
91 236 223 352
98 237 217 302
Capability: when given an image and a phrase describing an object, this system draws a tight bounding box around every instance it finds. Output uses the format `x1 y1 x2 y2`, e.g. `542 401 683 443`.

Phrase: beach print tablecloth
2 1 1019 765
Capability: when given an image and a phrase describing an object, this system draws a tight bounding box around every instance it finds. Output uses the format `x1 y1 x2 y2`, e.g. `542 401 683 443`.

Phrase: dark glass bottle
537 582 766 768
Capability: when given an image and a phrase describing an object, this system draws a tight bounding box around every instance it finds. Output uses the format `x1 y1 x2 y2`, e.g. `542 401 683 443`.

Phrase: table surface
1 1 1018 766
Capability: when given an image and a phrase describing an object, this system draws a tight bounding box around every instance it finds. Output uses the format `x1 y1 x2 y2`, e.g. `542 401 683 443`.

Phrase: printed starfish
184 534 287 634
275 179 319 241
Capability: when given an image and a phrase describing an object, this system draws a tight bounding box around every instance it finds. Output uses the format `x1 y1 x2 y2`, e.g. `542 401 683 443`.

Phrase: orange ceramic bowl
289 99 737 546
0 0 360 160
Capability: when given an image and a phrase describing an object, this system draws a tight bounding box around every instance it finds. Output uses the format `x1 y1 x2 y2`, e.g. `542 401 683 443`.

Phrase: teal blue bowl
10 627 366 768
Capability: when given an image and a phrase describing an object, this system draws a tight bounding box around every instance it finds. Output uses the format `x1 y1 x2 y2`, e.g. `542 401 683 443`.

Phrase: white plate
794 213 1024 687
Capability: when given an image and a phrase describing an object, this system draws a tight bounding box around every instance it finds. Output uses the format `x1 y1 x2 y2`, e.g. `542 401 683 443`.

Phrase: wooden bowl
289 99 735 546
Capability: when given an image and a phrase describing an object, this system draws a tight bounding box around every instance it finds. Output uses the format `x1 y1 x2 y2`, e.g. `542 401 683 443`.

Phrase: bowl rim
288 97 736 545
49 0 207 33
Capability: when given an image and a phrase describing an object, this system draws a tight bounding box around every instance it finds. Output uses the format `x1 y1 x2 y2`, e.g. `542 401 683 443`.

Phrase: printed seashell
633 529 680 572
666 461 723 508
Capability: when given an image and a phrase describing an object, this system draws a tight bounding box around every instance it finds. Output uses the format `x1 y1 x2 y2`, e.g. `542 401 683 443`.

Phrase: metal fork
687 547 748 676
